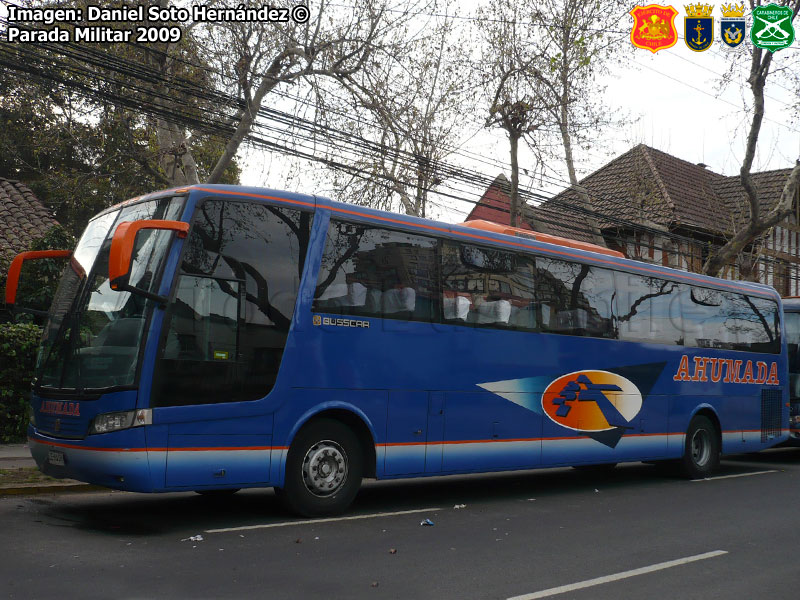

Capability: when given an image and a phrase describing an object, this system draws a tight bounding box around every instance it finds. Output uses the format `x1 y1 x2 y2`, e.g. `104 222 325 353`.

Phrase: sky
238 3 800 223
2 1 798 224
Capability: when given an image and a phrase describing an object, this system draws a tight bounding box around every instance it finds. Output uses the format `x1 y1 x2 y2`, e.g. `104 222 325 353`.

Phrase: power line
1 19 796 276
0 39 773 258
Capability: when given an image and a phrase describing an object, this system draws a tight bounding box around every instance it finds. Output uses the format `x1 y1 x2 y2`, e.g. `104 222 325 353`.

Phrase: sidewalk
0 443 97 496
0 443 37 469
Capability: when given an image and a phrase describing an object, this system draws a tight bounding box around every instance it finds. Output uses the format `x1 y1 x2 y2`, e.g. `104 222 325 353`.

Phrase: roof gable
465 174 534 231
529 144 790 239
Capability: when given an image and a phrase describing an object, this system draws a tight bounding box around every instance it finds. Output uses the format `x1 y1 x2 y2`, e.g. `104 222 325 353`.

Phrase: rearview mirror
4 250 72 313
108 220 189 301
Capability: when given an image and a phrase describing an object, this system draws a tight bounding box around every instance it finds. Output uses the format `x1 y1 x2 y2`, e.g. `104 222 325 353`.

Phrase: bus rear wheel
281 419 363 517
681 415 719 479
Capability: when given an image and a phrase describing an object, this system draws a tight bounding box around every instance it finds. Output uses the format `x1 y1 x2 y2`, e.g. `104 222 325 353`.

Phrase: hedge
0 323 42 442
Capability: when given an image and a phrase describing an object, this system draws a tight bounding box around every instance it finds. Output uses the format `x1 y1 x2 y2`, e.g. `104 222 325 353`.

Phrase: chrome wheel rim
301 440 348 497
691 429 711 467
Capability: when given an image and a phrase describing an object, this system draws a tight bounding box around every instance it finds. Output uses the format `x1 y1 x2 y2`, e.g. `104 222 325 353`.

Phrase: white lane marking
205 507 442 533
692 470 777 482
507 550 728 600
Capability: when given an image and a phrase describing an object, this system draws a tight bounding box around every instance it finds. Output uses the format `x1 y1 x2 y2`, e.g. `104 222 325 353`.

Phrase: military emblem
629 4 679 53
720 3 746 48
751 3 795 52
685 3 714 51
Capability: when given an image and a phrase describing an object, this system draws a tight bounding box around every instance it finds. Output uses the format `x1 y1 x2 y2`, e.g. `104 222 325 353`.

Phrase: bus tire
281 418 363 517
681 415 719 479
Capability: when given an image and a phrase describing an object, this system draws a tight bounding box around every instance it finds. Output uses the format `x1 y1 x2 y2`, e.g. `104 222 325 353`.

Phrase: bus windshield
35 196 184 392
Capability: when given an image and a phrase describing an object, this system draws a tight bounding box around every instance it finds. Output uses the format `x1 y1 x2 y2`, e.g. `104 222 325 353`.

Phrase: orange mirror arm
5 250 73 307
108 220 189 290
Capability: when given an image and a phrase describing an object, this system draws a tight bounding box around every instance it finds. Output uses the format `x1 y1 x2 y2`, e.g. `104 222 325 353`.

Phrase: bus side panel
441 391 542 472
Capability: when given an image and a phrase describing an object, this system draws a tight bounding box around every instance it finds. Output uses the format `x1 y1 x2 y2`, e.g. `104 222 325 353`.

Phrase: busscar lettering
321 316 370 328
673 354 780 385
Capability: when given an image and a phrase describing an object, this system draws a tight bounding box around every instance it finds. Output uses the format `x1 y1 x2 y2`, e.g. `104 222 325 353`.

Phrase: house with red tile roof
465 174 535 231
0 178 59 275
468 145 799 295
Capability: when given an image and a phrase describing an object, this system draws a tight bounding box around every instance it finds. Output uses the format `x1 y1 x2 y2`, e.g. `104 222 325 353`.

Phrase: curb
0 483 106 496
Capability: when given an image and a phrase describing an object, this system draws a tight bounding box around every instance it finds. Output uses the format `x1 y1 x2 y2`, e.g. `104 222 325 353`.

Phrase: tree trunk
557 55 605 248
509 131 520 227
154 121 199 187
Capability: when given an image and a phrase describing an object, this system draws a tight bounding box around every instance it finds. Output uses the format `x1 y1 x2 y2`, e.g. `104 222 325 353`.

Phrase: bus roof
161 184 781 302
460 219 625 258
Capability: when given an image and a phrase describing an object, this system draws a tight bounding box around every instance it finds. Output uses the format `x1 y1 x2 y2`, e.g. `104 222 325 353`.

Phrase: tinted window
441 242 535 328
616 273 681 344
153 201 312 406
536 257 615 337
313 221 438 322
676 286 779 353
725 294 780 353
679 286 728 349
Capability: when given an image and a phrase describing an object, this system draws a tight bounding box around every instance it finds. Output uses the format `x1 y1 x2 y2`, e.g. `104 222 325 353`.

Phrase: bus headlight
90 409 152 434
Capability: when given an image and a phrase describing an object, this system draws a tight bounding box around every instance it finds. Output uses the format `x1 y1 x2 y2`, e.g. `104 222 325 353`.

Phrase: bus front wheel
281 419 363 517
681 415 719 479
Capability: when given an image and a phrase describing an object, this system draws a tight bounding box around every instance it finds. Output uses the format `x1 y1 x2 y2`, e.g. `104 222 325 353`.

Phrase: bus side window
152 200 312 407
726 294 780 354
313 221 439 323
535 258 615 338
162 275 239 362
615 272 681 344
680 286 728 349
440 242 534 329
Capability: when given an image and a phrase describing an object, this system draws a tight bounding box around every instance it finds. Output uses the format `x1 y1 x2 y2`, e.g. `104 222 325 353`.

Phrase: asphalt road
2 448 800 600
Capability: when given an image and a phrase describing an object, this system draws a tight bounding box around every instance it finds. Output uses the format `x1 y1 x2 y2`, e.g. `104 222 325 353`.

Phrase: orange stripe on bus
190 187 316 209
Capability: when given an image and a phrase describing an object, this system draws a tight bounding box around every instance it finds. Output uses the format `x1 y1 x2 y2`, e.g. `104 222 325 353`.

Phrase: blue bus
782 297 800 444
6 185 789 516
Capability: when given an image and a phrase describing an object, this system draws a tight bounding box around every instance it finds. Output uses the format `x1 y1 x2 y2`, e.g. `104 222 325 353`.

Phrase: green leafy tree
0 322 41 442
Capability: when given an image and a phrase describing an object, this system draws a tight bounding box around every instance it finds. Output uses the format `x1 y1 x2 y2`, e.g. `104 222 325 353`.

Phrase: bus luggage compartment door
383 391 443 476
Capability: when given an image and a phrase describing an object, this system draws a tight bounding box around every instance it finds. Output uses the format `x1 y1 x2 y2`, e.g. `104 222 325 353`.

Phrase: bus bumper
28 426 154 491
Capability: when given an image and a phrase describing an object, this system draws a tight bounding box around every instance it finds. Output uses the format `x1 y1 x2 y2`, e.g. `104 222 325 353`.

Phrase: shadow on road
725 445 800 466
27 450 795 537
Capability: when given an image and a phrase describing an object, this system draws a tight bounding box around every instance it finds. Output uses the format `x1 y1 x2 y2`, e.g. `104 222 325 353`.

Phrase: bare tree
703 0 800 277
520 0 627 247
200 0 401 185
478 0 550 229
97 0 408 187
298 1 473 217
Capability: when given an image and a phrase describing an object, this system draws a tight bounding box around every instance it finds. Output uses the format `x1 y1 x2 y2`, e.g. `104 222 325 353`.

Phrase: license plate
47 450 65 466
